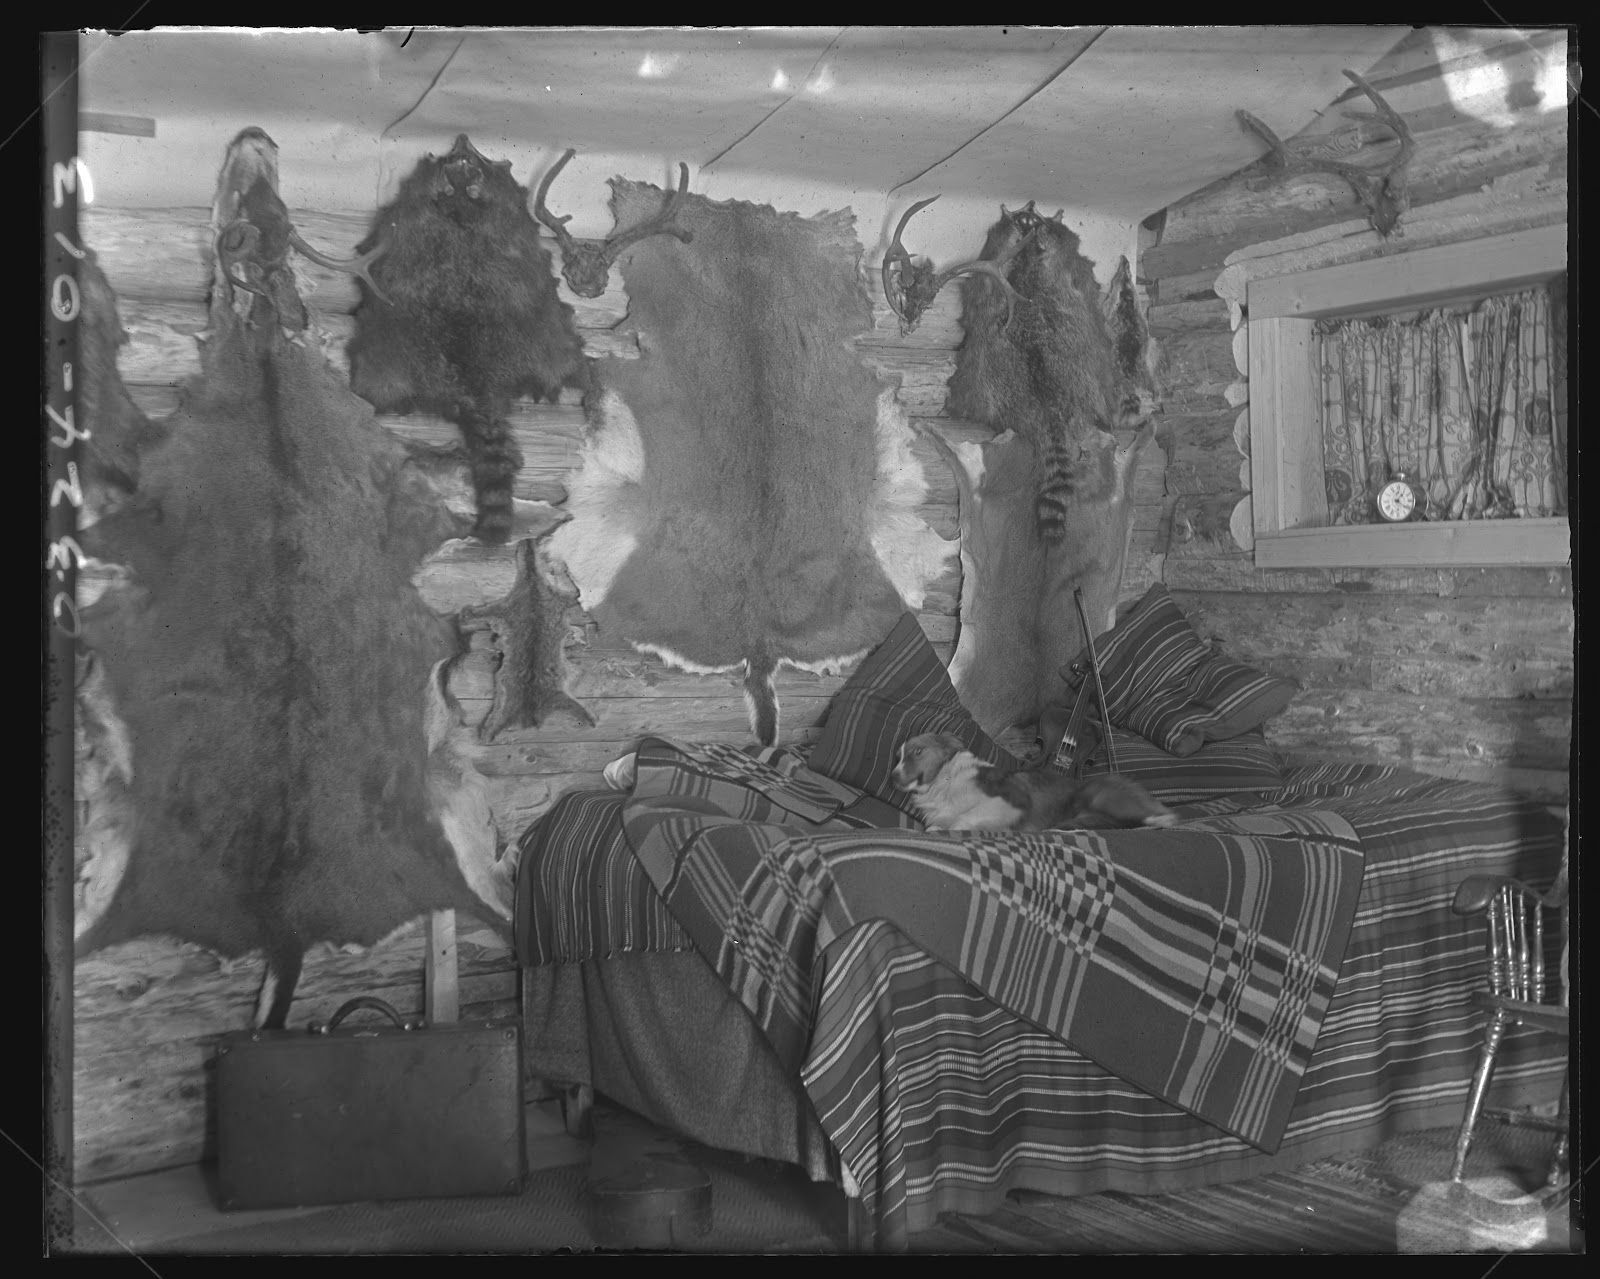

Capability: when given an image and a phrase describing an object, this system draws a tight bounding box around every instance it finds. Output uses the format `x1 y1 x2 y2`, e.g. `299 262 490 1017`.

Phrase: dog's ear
935 733 967 754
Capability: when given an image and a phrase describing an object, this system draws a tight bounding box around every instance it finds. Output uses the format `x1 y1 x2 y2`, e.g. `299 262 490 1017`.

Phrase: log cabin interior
48 25 1577 1255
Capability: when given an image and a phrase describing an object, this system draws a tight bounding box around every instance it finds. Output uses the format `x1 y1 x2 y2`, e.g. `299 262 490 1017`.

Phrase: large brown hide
75 129 509 1030
550 182 950 744
940 426 1153 737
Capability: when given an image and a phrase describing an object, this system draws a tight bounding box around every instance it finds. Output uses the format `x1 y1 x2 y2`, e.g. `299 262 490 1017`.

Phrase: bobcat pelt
946 205 1155 543
347 135 590 544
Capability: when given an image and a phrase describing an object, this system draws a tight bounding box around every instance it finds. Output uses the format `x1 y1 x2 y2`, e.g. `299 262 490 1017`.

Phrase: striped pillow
808 612 1020 815
1071 583 1298 757
1074 726 1286 804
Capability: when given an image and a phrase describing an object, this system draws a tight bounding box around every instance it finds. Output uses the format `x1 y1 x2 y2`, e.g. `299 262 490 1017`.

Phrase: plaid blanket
605 736 1365 1151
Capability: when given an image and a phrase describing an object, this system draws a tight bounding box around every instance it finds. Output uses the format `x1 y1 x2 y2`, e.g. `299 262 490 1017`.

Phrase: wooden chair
1448 840 1570 1186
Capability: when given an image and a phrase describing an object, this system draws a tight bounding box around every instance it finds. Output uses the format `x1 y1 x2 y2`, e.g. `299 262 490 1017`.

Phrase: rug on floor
918 1124 1574 1255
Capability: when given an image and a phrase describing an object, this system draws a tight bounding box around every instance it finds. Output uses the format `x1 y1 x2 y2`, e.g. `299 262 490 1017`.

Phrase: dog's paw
1143 813 1180 827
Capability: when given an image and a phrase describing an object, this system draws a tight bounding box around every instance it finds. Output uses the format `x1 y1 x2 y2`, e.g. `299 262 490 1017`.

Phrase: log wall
1136 28 1572 801
71 199 1167 1183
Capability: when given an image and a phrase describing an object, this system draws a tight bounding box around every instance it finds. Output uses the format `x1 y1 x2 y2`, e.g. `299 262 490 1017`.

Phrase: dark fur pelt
347 135 589 544
945 208 1152 543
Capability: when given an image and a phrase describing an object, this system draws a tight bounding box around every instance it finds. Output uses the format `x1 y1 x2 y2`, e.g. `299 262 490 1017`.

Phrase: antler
287 231 391 304
534 149 694 298
1237 68 1415 237
881 196 1034 336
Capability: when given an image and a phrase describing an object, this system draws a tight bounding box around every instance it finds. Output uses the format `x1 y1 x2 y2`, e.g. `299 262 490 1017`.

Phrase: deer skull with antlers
533 149 694 298
1237 69 1416 239
881 195 1035 335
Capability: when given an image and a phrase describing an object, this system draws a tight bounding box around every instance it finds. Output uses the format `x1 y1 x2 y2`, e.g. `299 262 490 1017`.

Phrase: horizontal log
1173 591 1574 700
1266 686 1570 774
1154 268 1233 307
1147 297 1231 339
1161 410 1242 497
85 205 969 349
862 347 957 418
1168 491 1247 557
80 205 633 329
1162 558 1573 598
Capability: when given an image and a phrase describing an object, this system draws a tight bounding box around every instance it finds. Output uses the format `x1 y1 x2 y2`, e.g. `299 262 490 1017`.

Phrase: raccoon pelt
945 205 1153 543
347 134 590 544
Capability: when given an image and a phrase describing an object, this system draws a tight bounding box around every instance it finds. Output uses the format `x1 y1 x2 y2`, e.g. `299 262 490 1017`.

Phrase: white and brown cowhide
73 129 510 1031
550 181 951 744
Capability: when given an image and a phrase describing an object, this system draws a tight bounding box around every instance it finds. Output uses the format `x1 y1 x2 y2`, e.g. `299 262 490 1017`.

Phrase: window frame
1245 223 1569 568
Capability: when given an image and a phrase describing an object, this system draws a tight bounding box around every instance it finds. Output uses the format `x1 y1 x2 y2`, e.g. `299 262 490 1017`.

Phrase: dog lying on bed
891 732 1179 833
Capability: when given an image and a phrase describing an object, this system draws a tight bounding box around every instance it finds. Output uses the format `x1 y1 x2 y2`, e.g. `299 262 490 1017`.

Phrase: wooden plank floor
64 1108 1573 1255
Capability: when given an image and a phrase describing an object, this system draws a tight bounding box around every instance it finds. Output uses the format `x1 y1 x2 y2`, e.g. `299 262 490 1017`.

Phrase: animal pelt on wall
550 180 951 746
346 134 590 544
458 534 595 739
945 204 1154 543
75 128 510 1030
938 204 1158 736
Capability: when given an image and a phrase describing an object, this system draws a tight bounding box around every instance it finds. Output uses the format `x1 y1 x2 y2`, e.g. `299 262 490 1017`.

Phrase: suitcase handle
314 996 419 1035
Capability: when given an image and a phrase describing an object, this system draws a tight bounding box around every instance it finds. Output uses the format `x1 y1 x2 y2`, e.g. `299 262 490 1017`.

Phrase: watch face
1378 480 1416 522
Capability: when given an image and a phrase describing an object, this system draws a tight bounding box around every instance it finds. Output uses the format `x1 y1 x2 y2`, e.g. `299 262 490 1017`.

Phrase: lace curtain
1319 280 1568 524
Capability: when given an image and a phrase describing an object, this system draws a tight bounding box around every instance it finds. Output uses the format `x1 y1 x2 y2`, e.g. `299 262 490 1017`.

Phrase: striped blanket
526 737 1365 1150
515 741 1565 1245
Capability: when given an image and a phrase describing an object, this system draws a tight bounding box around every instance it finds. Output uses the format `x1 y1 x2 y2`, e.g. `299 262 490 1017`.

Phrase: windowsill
1253 517 1571 569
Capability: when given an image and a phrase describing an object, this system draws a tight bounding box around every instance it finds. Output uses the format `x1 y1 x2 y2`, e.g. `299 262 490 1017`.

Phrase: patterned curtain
1319 281 1567 524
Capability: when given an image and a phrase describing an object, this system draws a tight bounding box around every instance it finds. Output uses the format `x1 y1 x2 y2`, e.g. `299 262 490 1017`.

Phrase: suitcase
214 996 526 1210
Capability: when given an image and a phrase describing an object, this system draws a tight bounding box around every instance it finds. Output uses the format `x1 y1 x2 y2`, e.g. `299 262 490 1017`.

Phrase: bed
512 605 1568 1248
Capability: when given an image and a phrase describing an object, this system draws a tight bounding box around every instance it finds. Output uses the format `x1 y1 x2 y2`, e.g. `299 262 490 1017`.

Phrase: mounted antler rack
533 148 694 298
881 195 1035 335
1236 68 1416 238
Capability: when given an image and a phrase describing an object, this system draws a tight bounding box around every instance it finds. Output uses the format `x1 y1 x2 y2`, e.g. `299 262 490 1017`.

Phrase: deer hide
939 425 1153 737
74 129 509 1030
549 182 951 744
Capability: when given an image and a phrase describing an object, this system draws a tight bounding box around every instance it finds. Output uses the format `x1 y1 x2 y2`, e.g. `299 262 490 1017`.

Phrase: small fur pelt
458 534 596 740
890 732 1176 832
78 249 164 521
347 134 590 543
946 205 1154 543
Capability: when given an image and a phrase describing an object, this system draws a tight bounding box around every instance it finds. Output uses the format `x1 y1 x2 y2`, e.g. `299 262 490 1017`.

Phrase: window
1245 224 1569 568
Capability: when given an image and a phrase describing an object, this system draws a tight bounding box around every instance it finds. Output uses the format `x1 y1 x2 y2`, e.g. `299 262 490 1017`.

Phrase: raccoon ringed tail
454 401 523 544
1035 441 1076 544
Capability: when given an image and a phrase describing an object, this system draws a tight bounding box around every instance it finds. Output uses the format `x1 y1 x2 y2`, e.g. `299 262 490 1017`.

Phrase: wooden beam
1247 224 1567 320
424 910 459 1025
79 111 155 137
1254 518 1571 569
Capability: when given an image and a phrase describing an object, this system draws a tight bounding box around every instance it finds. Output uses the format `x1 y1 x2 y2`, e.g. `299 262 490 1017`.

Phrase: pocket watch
1376 471 1422 523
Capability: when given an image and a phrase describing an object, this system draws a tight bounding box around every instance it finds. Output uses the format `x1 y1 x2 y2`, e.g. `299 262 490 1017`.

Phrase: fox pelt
347 134 590 544
945 205 1156 543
